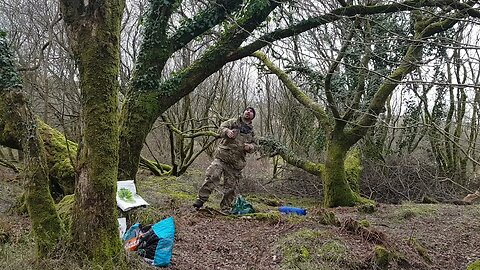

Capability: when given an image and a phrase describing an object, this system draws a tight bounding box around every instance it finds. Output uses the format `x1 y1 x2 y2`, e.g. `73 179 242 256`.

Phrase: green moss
317 240 347 261
358 219 370 227
278 229 351 270
126 206 170 226
373 245 393 269
0 36 22 89
394 202 438 220
356 199 376 214
278 229 323 268
24 144 64 257
344 148 362 193
240 212 282 224
246 194 281 207
64 0 126 265
1 43 63 258
372 245 406 269
118 92 164 180
302 162 325 176
91 229 125 269
139 175 196 202
39 121 77 195
467 260 480 270
323 139 356 207
282 196 322 209
56 194 75 233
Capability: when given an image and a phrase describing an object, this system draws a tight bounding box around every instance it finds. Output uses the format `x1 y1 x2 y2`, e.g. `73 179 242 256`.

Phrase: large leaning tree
2 0 480 266
252 4 475 206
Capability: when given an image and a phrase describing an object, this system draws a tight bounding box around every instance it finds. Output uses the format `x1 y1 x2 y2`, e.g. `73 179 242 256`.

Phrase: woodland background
0 0 480 269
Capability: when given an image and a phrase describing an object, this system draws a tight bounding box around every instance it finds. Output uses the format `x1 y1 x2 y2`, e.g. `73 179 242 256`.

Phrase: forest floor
0 165 479 270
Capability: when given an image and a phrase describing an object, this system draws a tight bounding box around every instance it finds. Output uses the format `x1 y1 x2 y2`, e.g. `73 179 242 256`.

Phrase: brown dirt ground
165 203 479 270
0 166 479 270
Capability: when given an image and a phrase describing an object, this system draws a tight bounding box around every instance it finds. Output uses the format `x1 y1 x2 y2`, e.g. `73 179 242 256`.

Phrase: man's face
243 108 254 120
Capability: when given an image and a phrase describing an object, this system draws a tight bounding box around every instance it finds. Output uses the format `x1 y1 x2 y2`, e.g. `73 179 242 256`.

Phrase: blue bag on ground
136 217 175 267
278 206 307 215
122 223 141 241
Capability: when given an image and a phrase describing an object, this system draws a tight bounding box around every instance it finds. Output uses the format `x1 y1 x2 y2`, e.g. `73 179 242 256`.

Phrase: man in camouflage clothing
193 107 257 211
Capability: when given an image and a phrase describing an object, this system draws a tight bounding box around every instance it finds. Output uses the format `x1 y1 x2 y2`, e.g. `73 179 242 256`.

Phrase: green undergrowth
467 260 480 270
373 245 401 269
233 211 283 224
0 232 46 269
56 194 74 233
393 202 438 220
0 223 153 270
138 175 196 203
276 228 357 270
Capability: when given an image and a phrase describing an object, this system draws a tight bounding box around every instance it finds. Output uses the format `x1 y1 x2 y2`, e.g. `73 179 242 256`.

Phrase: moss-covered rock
373 245 393 269
372 245 408 269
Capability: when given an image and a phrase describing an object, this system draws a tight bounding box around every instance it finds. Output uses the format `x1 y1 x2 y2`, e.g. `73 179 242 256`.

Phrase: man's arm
244 130 257 153
218 118 237 138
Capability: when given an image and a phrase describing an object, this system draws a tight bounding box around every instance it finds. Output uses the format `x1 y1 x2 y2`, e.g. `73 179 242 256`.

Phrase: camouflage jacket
214 116 256 170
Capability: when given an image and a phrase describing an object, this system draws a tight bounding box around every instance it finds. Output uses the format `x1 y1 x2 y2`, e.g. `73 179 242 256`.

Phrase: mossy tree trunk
1 115 95 198
323 134 356 207
0 35 63 257
59 0 125 267
38 121 77 195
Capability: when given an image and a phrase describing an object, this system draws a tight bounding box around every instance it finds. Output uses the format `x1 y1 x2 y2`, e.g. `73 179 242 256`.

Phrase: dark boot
193 199 204 209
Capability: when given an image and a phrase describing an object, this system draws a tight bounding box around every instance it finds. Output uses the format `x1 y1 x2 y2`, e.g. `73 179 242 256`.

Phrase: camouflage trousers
197 158 242 210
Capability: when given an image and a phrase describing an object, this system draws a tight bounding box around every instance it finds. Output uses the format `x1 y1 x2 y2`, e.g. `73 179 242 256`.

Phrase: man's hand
244 143 255 153
226 129 237 138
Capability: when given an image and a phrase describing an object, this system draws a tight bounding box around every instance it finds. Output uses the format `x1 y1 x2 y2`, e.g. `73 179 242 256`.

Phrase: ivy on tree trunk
0 35 63 258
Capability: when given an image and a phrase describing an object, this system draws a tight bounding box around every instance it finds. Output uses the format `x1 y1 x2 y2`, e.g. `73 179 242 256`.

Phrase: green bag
230 196 255 215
